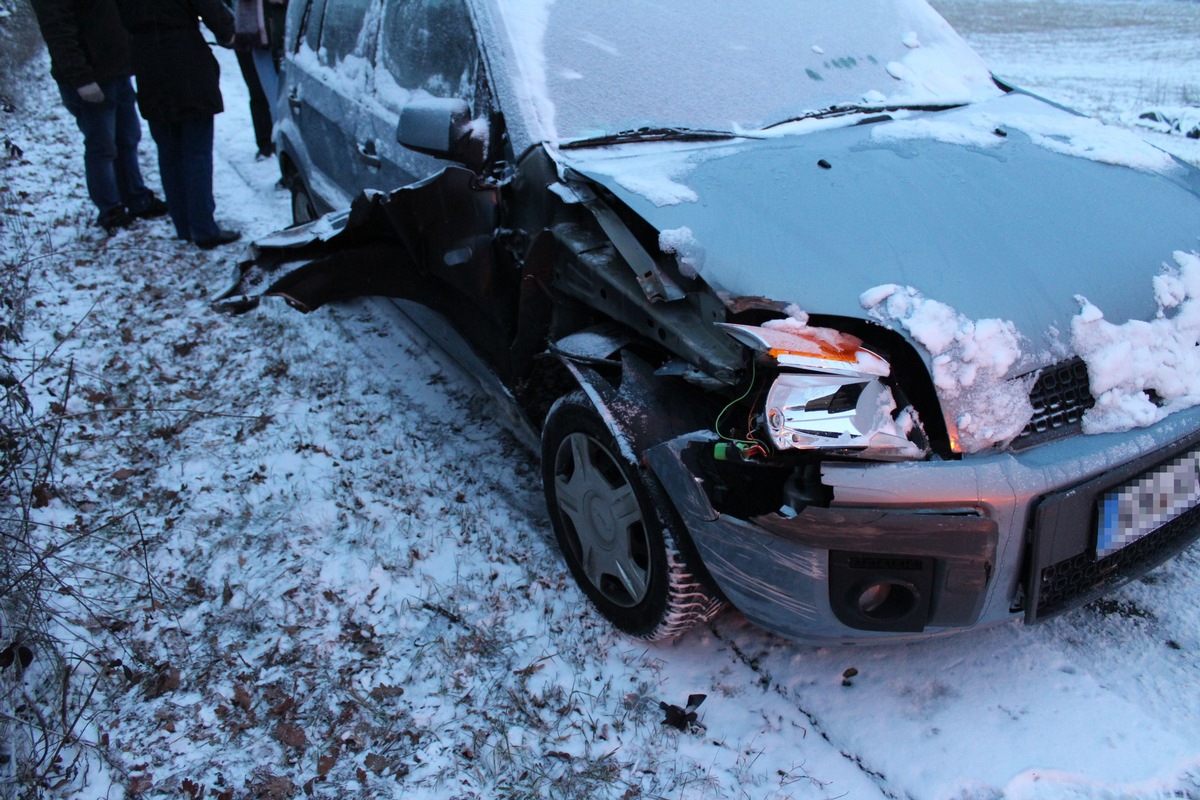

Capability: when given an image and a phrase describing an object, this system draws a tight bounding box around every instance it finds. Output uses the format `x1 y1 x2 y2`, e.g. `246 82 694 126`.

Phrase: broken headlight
719 322 926 460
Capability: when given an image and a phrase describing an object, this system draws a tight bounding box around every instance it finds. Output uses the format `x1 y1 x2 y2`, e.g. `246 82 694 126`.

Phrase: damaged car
216 0 1200 644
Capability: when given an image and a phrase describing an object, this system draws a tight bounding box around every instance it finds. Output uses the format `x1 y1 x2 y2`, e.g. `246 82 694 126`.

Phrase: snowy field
3 1 1200 798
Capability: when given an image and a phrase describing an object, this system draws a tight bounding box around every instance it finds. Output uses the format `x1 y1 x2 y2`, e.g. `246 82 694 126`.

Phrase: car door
365 0 483 192
284 0 379 208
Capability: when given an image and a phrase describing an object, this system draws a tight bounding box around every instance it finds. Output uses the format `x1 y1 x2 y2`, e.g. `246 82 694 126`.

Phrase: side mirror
396 96 472 157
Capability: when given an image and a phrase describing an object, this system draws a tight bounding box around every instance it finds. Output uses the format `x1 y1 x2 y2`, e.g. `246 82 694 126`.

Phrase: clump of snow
777 304 810 327
658 226 704 277
1006 107 1180 173
811 44 825 55
879 17 1000 106
1071 251 1200 433
576 146 700 206
889 43 996 103
609 172 696 206
862 285 1034 452
863 249 1200 447
873 94 1181 173
872 116 1005 149
886 60 916 83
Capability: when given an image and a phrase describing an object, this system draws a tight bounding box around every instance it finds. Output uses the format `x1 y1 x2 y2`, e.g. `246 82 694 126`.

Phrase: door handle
357 141 381 169
288 93 302 111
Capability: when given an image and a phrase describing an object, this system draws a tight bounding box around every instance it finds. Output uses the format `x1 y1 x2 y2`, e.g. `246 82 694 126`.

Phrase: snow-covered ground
2 2 1200 798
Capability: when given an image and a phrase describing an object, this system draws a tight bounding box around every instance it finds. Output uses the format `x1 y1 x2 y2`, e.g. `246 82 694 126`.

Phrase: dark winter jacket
115 0 235 122
31 0 133 88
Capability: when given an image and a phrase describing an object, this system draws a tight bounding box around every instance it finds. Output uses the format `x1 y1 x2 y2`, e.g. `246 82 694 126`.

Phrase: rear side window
295 0 328 53
381 0 476 102
320 0 376 64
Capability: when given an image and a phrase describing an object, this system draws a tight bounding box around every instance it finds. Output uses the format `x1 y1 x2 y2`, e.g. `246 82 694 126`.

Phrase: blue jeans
57 78 155 220
148 118 218 242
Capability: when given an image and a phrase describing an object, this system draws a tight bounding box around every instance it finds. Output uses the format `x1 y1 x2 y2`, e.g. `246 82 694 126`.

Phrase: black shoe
97 206 134 234
131 197 169 219
255 147 274 161
195 229 241 250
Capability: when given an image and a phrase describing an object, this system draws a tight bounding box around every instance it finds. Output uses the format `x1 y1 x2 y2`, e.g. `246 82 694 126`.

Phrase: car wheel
290 180 317 225
542 391 723 639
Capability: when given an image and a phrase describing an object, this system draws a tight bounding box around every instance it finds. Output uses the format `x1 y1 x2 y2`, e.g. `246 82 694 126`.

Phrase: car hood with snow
561 91 1200 370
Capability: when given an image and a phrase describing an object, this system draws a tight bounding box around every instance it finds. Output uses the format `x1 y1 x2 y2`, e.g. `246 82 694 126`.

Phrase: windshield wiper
560 126 748 150
763 102 965 130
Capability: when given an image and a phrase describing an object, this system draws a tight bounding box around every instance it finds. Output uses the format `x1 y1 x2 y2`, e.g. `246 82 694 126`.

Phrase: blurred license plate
1097 450 1200 557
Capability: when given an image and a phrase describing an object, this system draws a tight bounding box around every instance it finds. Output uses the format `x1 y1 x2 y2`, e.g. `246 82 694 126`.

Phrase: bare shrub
0 189 133 798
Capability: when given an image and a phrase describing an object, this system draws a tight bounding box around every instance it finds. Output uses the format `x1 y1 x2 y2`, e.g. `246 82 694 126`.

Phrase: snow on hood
563 92 1200 353
1073 251 1200 434
873 92 1181 174
861 285 1035 452
864 251 1200 450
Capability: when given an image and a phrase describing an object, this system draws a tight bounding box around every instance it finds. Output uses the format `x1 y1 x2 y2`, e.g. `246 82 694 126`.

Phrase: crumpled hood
562 93 1200 367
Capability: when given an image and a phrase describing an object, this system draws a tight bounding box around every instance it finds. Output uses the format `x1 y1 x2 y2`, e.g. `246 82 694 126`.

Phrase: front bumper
644 404 1200 644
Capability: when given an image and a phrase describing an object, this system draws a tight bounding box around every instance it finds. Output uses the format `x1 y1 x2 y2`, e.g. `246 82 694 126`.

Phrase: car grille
1012 357 1095 449
1034 503 1200 619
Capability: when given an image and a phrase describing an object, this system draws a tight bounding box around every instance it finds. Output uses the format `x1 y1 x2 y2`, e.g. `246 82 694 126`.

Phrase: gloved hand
77 82 105 103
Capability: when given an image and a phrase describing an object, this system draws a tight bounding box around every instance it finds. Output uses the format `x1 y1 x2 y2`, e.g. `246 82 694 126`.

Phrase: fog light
856 580 917 621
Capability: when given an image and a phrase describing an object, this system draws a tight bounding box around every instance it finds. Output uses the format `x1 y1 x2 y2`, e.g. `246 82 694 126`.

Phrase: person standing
116 0 241 249
30 0 169 234
231 0 288 160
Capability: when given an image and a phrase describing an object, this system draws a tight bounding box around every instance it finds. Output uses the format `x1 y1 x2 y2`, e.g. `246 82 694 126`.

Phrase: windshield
493 0 1001 145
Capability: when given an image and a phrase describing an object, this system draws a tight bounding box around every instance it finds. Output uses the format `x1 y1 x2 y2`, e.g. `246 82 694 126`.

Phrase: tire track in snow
709 625 903 800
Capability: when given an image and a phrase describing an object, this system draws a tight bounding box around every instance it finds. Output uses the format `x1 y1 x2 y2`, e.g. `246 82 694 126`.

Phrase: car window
380 0 477 103
295 0 327 53
319 0 376 65
514 0 1001 143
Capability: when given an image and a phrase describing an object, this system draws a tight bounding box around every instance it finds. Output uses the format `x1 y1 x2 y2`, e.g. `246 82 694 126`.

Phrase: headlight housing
719 322 927 460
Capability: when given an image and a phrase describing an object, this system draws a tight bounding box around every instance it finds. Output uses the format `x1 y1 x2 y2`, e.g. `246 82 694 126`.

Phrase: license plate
1097 450 1200 557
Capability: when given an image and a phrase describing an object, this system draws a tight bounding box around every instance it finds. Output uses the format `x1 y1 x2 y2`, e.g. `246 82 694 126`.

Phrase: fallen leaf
274 721 307 749
145 665 180 699
364 753 391 776
128 774 153 795
233 684 253 712
30 483 53 508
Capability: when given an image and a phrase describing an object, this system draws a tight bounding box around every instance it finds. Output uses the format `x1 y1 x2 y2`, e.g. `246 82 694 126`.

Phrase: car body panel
276 0 475 213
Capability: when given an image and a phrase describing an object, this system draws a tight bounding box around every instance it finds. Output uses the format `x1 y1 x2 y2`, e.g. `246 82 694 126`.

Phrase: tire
541 391 723 640
290 179 317 225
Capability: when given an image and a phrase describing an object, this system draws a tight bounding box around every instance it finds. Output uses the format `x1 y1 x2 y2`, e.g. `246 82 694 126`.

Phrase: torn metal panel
214 166 502 320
